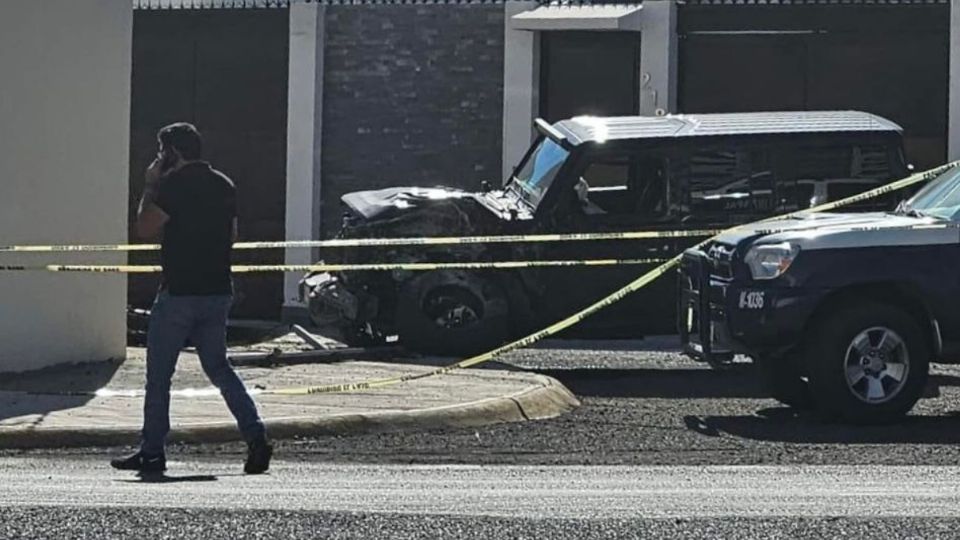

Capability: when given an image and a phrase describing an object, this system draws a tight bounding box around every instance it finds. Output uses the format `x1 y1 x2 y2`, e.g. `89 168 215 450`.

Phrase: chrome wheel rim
843 326 910 405
422 287 482 329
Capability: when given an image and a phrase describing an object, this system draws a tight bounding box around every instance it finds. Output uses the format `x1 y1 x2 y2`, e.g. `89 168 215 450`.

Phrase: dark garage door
679 4 949 170
129 8 289 320
540 31 641 123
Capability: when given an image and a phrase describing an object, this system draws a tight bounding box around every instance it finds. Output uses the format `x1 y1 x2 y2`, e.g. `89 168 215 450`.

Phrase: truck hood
715 212 958 251
341 186 479 221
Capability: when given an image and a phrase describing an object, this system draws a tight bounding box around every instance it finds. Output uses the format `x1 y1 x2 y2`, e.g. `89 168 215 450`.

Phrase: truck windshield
509 137 570 209
902 166 960 221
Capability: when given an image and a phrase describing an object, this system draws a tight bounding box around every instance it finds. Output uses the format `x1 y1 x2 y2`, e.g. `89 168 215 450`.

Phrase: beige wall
0 0 132 372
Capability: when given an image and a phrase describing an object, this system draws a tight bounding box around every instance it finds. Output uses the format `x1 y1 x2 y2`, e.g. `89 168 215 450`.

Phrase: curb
0 375 580 450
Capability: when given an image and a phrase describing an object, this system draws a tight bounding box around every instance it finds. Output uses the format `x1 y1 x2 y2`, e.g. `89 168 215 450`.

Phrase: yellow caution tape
5 162 957 276
804 162 958 213
1 162 954 257
262 160 960 396
0 229 721 254
0 258 669 274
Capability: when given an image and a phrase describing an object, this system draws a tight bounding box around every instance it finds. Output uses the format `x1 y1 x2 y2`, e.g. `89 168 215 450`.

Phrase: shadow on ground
531 366 764 398
531 365 960 399
536 364 960 445
685 405 960 445
116 473 219 484
0 359 122 425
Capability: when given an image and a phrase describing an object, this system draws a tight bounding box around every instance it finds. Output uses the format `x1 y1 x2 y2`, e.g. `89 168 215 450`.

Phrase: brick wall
321 4 505 236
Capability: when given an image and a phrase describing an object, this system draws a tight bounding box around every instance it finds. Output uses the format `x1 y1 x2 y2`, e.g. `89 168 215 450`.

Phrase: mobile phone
157 149 177 173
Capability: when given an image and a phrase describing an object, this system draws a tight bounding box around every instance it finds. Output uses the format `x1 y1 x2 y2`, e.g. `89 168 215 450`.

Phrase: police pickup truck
679 163 960 424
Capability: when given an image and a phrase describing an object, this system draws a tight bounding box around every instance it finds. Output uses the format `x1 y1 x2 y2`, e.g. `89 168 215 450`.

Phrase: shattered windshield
901 166 960 221
509 137 570 209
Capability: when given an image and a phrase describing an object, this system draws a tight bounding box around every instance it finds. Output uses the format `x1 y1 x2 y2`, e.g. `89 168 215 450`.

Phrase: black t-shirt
156 162 236 296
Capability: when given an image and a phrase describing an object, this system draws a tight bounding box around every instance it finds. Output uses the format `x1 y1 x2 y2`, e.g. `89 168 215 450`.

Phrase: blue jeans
141 291 265 455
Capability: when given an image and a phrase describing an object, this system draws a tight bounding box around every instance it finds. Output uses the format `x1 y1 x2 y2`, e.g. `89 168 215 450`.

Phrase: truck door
538 148 693 337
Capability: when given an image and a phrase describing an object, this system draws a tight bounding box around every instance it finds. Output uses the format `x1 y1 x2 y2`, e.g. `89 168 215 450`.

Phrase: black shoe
110 451 166 473
244 438 273 475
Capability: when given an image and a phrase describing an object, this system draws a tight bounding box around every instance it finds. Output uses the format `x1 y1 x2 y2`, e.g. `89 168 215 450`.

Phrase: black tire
805 302 929 424
396 271 509 357
755 355 813 410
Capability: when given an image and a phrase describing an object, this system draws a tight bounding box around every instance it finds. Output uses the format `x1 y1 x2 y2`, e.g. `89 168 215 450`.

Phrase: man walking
111 123 272 475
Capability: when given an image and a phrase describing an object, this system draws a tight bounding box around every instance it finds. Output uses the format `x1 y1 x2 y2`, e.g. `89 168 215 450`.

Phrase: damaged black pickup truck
302 111 907 356
679 163 960 424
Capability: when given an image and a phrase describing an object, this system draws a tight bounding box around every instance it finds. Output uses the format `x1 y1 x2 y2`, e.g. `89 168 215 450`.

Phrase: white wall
0 0 132 372
639 0 678 117
283 1 324 320
502 1 541 182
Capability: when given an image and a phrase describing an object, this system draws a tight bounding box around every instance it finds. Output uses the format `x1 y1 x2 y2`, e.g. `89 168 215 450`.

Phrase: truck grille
706 242 736 280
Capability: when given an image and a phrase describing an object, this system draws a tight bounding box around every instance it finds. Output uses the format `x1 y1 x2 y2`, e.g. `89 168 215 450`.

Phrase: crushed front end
297 185 517 346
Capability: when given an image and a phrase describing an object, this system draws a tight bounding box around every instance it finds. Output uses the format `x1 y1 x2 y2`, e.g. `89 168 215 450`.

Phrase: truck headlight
744 242 800 280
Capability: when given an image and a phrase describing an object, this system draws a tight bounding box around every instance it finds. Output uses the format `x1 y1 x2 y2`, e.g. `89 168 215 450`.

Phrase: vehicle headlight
744 242 800 280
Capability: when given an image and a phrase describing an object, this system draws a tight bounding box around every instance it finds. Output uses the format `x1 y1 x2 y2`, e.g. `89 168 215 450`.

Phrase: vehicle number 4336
738 291 765 310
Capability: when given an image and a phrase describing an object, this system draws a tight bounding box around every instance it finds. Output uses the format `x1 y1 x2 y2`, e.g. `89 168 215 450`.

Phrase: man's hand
137 157 170 240
145 157 164 184
142 158 164 203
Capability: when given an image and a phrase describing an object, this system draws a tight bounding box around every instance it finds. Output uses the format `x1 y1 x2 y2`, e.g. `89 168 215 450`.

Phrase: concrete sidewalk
0 346 579 449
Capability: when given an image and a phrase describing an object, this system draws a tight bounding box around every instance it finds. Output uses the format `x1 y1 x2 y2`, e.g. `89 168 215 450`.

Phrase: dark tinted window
777 143 893 210
575 155 670 219
581 161 629 189
676 146 775 223
852 145 893 180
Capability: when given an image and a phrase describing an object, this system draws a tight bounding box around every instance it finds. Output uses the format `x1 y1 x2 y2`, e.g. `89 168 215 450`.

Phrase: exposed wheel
396 271 509 356
806 303 929 424
756 355 813 410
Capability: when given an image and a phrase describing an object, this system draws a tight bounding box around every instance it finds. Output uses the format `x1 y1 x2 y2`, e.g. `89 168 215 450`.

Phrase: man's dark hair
158 122 203 160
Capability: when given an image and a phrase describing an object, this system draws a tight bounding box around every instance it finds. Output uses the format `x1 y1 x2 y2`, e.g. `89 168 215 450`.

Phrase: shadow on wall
0 359 122 426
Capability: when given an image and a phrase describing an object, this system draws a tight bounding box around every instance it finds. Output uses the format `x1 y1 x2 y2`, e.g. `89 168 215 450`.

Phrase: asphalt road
6 340 960 538
3 457 960 539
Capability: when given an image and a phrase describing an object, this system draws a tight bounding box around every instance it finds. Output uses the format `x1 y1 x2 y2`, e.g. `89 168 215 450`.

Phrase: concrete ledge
511 5 644 32
0 375 579 450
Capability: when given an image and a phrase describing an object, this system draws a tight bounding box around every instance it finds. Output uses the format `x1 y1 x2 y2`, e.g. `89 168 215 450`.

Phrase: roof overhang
133 0 288 9
511 4 644 31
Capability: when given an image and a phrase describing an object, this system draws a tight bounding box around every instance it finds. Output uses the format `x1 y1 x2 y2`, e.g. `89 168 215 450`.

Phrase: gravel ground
1 507 957 540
